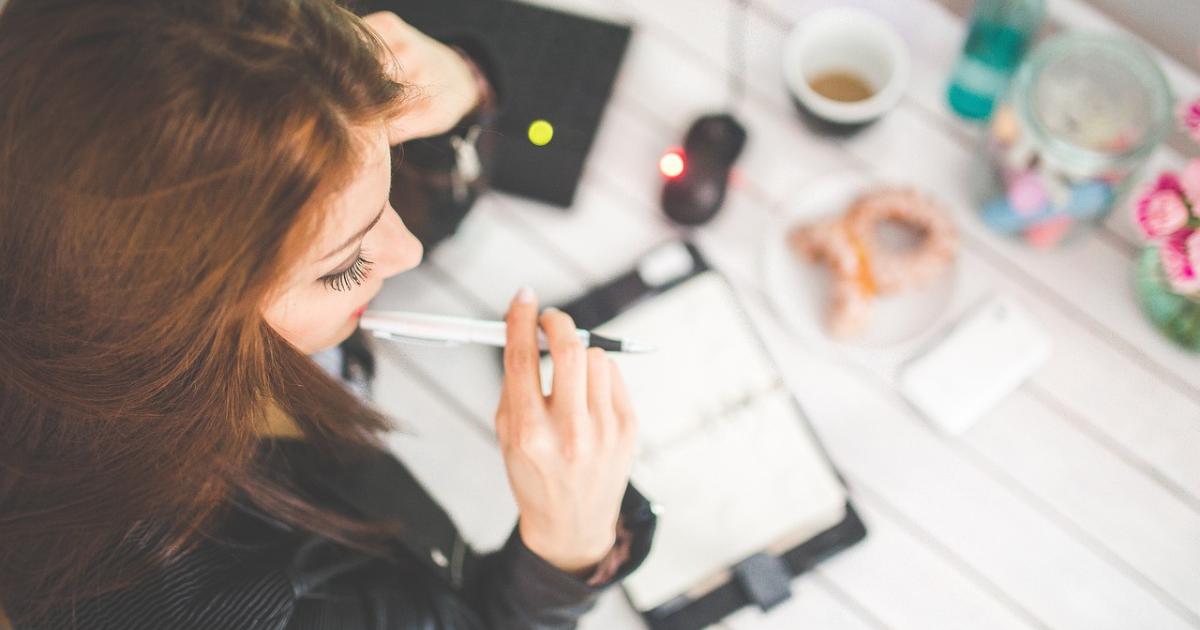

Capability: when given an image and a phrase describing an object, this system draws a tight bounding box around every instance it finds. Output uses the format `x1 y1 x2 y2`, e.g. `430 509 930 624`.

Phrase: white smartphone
899 294 1052 435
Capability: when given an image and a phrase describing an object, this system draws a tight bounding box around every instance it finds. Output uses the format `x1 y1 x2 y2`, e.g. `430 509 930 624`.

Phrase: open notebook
546 242 865 629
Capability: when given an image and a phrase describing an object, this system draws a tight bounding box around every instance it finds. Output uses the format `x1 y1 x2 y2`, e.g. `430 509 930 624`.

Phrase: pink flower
1136 187 1191 238
1159 230 1200 294
1180 159 1200 205
1181 97 1200 144
1154 172 1184 195
1189 230 1200 276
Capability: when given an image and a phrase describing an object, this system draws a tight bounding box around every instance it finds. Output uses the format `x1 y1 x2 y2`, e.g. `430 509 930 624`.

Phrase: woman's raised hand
361 12 481 144
495 287 639 575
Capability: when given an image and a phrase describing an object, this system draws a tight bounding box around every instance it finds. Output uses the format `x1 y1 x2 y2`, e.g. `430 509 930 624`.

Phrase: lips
351 303 369 319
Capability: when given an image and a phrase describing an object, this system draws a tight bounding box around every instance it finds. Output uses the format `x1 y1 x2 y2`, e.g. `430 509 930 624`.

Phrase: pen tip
621 340 657 354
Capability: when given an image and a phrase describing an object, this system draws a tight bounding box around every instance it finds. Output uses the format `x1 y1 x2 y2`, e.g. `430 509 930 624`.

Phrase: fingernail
541 307 560 315
515 286 535 303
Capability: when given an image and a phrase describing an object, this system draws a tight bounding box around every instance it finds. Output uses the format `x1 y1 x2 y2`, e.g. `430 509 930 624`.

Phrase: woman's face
262 126 422 354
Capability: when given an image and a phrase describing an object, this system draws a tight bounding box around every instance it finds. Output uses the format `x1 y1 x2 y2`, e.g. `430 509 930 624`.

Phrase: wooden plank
737 291 1197 630
816 497 1046 630
723 575 886 630
485 181 674 287
965 394 1200 618
938 253 1200 507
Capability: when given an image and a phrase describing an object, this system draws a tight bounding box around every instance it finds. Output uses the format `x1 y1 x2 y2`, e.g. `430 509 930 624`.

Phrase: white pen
360 310 656 354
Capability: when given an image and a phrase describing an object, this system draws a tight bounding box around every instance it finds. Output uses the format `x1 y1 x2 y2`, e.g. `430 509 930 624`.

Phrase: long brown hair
0 0 408 620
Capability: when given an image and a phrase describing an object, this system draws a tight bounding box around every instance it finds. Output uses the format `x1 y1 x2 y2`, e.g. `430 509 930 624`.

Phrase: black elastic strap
731 552 792 612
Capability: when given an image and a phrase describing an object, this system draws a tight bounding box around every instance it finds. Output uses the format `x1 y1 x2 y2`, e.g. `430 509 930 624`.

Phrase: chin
333 320 361 347
307 320 360 355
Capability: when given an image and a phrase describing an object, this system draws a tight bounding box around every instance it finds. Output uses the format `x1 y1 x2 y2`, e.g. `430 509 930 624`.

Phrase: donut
844 188 958 293
788 220 873 336
787 187 957 338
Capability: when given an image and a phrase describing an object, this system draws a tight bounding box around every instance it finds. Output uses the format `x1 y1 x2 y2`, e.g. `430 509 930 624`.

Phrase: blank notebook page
559 271 848 612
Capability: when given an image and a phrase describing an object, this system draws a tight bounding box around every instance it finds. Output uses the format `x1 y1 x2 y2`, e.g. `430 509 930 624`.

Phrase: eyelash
320 253 374 292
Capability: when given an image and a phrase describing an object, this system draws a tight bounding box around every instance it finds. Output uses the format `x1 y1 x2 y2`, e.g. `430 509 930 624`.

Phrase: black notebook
361 0 631 207
550 242 866 630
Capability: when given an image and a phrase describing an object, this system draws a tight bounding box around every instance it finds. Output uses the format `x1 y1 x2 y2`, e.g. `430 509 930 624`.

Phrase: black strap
642 503 868 630
731 552 791 612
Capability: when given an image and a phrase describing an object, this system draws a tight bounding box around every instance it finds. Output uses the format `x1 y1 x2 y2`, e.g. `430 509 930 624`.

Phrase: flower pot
1136 246 1200 352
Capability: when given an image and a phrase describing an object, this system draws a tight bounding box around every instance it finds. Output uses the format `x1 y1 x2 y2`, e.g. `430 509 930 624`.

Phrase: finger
361 13 418 78
502 287 543 411
540 308 587 415
362 11 416 41
586 347 613 417
610 360 638 447
494 386 512 451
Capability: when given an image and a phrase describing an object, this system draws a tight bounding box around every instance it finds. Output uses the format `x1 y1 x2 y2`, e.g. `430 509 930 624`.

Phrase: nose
374 206 424 279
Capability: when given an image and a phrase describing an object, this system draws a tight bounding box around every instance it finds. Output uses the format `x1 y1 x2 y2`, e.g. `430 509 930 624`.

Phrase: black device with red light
659 150 686 180
660 114 747 226
659 0 749 226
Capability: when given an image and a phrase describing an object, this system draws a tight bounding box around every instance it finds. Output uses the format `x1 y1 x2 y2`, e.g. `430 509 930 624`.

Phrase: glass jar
1136 246 1200 352
973 32 1173 248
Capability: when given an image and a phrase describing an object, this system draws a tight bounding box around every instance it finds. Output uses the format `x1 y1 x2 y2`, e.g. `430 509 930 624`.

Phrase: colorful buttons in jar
973 33 1173 248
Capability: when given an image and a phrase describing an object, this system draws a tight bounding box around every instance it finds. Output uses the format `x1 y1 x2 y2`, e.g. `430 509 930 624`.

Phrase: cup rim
782 6 911 124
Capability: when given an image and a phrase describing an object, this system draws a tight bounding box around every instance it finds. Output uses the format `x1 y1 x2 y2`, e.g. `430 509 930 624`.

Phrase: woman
0 0 653 628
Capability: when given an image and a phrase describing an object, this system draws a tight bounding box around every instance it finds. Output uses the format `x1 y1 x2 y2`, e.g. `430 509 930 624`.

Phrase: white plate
762 172 957 347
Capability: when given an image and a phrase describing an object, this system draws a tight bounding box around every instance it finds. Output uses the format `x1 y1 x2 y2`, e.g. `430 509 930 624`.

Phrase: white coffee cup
782 7 911 128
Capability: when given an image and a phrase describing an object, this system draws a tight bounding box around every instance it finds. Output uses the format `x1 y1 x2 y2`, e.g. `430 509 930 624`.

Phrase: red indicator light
659 151 685 179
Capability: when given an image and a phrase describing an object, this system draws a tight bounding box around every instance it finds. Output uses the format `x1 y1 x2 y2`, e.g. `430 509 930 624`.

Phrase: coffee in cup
782 7 911 133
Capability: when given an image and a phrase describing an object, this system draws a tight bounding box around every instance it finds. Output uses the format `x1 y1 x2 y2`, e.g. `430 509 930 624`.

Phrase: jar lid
1013 32 1173 174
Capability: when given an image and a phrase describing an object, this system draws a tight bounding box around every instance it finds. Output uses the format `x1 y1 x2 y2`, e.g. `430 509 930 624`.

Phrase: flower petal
1156 172 1184 195
1181 159 1200 206
1160 230 1200 293
1136 189 1191 238
1187 230 1200 279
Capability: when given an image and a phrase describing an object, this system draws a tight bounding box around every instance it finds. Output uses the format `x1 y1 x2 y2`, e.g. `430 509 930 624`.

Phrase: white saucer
761 172 957 348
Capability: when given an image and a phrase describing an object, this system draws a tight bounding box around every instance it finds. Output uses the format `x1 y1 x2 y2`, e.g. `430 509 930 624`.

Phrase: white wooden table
368 0 1200 628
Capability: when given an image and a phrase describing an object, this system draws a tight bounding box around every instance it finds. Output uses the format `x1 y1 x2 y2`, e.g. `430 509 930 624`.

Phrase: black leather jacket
13 441 656 630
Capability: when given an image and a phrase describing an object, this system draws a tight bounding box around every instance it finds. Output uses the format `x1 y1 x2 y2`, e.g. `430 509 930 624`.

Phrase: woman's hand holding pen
496 287 639 575
361 12 481 144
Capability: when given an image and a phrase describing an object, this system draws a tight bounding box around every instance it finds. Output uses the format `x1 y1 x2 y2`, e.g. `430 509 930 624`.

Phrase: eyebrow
320 202 387 262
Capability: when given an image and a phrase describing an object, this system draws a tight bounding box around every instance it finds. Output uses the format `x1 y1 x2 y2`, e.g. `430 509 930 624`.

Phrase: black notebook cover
361 0 631 207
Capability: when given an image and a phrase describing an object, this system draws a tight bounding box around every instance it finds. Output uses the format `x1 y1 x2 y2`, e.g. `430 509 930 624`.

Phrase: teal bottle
947 0 1044 120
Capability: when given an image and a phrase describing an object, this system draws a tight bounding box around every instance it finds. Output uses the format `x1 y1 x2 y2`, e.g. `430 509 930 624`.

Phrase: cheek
262 210 421 354
262 288 358 354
